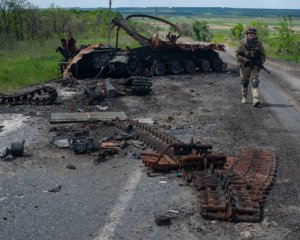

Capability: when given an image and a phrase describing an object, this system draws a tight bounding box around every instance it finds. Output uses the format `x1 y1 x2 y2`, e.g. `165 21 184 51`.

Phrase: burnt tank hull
62 15 227 79
65 44 226 79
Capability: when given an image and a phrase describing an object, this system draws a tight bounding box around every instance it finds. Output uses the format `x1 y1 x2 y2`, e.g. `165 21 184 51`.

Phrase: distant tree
192 20 213 42
0 2 120 43
0 0 28 40
230 23 244 40
248 21 269 41
277 15 295 53
0 0 11 35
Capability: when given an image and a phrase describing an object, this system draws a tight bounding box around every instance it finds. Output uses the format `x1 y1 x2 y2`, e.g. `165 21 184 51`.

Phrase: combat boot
252 88 261 107
241 88 248 104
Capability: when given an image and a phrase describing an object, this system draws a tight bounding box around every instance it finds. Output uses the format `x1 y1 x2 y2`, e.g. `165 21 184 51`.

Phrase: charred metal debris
0 86 58 105
51 118 276 223
83 77 153 105
59 14 227 79
1 140 25 160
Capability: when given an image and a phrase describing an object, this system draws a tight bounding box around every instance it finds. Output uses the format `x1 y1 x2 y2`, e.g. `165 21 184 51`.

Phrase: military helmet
246 27 257 35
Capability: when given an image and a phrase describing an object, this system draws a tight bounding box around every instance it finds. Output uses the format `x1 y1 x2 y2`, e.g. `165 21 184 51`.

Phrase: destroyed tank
62 15 226 79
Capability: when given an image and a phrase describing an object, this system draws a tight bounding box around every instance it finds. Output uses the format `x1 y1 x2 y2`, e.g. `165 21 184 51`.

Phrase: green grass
0 40 61 91
265 35 300 63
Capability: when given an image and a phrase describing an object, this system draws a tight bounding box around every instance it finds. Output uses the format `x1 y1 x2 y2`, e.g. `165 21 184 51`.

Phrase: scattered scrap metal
112 118 277 223
0 86 57 105
84 77 153 104
0 140 25 160
48 118 276 222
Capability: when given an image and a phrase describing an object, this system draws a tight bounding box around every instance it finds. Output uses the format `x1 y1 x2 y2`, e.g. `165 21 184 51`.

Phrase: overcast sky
28 0 300 9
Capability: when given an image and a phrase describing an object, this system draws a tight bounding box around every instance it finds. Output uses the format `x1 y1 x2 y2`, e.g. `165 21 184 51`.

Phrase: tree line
0 0 120 42
116 7 300 18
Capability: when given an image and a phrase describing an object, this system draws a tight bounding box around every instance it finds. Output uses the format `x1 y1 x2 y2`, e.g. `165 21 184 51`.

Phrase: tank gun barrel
111 17 150 47
111 14 182 47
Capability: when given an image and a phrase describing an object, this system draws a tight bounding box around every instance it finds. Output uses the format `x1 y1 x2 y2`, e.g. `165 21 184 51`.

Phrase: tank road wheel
200 60 210 72
170 61 181 74
184 61 195 74
210 58 224 72
127 62 144 76
152 62 165 76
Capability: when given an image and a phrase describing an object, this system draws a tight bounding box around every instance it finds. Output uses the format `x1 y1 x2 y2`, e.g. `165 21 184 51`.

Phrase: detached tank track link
112 119 277 222
113 76 153 96
113 118 181 153
0 86 58 105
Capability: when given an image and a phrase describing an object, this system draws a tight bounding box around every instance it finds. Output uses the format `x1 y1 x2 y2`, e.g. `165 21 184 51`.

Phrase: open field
138 16 300 33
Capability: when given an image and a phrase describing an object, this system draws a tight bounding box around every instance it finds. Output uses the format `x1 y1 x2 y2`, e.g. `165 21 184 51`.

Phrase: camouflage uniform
236 32 266 106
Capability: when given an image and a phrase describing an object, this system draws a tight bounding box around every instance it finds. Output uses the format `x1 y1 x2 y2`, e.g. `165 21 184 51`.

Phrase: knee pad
241 79 249 88
251 79 260 88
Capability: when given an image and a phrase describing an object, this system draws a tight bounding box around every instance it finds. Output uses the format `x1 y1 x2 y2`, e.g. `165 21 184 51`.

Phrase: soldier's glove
242 57 251 63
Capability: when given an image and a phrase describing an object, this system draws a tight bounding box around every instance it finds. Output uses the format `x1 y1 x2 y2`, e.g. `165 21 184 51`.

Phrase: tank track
113 119 277 222
113 76 153 96
186 148 277 222
0 86 58 105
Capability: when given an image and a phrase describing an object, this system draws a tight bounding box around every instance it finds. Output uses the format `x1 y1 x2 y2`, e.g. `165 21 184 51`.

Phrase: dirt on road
0 50 300 240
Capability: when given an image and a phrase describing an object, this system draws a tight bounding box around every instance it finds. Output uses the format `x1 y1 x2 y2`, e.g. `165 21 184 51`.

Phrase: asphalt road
1 50 300 240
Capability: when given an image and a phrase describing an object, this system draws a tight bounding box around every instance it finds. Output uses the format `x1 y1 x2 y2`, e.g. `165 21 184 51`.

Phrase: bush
192 20 213 42
277 16 296 53
230 23 244 40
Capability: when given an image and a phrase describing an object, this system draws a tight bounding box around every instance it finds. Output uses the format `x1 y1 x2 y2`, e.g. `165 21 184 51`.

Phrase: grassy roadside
0 40 61 91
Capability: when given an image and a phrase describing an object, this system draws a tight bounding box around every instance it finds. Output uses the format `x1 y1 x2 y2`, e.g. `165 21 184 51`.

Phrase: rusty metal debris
0 86 57 105
60 15 227 79
112 119 277 222
47 119 276 222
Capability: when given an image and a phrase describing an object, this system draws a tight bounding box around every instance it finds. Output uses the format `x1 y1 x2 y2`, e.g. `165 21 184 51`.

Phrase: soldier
236 27 266 107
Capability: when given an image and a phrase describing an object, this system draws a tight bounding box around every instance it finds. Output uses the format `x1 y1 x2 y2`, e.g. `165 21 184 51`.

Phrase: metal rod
107 0 112 44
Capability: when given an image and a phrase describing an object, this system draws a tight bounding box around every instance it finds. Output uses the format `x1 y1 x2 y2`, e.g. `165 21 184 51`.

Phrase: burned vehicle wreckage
59 15 227 79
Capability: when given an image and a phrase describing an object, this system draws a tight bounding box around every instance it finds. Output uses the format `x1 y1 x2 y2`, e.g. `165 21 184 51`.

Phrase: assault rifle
249 57 271 74
240 54 271 74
